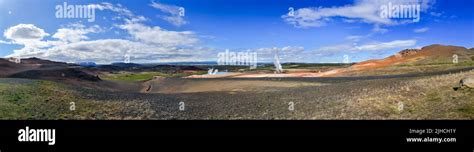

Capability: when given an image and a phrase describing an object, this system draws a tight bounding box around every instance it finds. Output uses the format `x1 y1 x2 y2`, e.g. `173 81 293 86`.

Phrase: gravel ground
2 67 472 120
77 68 474 119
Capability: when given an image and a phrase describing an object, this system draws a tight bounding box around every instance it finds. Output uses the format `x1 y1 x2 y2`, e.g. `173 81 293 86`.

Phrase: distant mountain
20 57 68 65
9 68 101 82
151 65 204 73
159 61 217 65
351 44 474 70
0 58 25 77
0 57 100 81
77 62 97 67
95 62 144 72
110 62 143 68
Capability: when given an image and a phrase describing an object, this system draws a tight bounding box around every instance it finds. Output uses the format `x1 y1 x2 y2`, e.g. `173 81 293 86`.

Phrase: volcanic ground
0 44 473 119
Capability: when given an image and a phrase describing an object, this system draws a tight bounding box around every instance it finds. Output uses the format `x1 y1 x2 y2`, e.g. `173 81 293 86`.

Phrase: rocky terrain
0 44 472 120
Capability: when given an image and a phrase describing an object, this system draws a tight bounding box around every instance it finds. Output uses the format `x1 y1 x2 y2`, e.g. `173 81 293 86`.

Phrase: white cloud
253 46 305 62
92 2 197 46
0 40 11 44
318 44 353 52
7 38 214 64
3 23 203 63
161 16 187 27
313 44 354 56
313 39 417 56
353 40 417 51
282 0 435 28
345 35 364 42
372 24 389 34
2 2 208 63
414 27 430 33
255 46 304 54
3 24 56 52
53 24 103 43
90 2 146 23
118 21 198 46
4 24 49 42
430 12 442 17
90 2 133 18
149 1 187 26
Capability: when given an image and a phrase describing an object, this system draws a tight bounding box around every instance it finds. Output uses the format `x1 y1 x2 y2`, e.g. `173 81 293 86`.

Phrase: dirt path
73 69 474 120
67 67 474 119
144 78 327 93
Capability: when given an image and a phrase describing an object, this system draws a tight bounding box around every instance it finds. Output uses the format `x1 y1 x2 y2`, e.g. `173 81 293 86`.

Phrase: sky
0 0 472 64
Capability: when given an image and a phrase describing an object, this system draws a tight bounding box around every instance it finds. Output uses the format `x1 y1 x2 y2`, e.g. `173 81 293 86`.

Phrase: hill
0 57 99 81
349 44 474 72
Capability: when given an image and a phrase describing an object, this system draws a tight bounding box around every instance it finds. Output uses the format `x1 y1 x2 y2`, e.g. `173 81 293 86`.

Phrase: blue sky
0 0 472 63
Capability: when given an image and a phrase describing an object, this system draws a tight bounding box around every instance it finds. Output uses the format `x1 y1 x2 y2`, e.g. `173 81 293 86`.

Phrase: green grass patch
0 80 154 120
397 61 474 67
457 106 474 115
102 72 158 82
425 91 442 103
102 71 208 82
